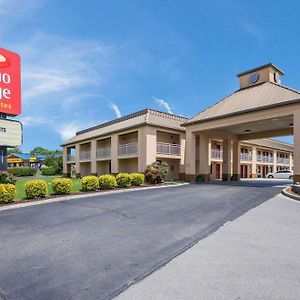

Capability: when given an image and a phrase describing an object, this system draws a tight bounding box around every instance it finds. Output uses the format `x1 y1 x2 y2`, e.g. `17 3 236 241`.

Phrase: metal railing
156 142 181 156
96 147 111 159
79 150 91 161
211 149 223 160
66 154 75 161
277 157 290 164
257 155 273 163
118 142 138 156
240 153 252 162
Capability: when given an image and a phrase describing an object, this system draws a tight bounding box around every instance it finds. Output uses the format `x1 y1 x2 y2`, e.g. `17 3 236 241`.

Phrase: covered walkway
184 63 300 183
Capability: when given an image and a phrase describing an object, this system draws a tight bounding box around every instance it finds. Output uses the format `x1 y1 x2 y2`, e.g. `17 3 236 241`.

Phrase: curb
0 183 189 212
282 186 300 201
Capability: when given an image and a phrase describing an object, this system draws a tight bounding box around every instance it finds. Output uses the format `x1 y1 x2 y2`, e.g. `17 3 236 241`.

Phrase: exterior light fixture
290 123 294 127
244 129 251 133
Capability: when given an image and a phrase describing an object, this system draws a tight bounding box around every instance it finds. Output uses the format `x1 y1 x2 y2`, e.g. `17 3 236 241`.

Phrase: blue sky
1 0 298 151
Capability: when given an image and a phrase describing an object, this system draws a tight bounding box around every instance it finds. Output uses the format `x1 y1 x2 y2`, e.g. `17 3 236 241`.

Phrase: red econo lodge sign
0 48 21 116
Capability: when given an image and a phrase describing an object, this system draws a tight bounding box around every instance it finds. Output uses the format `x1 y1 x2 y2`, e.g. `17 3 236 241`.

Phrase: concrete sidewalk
116 195 300 300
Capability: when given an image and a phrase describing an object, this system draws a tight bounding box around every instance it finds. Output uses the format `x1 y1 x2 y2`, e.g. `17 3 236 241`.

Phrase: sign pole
0 113 7 171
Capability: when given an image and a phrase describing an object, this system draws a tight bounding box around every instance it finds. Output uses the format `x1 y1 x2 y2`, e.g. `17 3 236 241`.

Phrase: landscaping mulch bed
0 182 178 207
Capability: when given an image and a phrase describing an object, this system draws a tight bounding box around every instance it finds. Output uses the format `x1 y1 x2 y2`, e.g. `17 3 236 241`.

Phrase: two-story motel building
62 63 299 182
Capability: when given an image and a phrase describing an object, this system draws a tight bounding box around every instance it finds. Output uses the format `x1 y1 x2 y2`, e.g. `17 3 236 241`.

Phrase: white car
267 170 293 179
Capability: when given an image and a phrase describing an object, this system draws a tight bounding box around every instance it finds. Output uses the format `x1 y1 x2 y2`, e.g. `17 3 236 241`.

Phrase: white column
251 146 257 178
222 138 231 181
75 144 81 177
91 139 97 175
185 130 196 181
63 146 68 176
294 109 300 183
273 150 277 173
198 133 210 182
232 140 241 181
111 134 119 174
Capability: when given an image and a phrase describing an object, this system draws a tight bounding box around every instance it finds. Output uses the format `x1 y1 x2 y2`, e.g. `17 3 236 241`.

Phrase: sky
0 0 298 151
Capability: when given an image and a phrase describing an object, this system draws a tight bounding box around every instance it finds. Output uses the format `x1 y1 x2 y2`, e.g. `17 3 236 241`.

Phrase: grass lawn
15 176 82 200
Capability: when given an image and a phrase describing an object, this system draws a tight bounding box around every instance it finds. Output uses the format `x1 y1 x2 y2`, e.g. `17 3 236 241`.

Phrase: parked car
267 169 293 179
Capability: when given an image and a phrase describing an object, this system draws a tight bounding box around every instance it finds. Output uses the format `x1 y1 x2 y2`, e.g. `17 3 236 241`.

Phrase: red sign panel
0 48 21 116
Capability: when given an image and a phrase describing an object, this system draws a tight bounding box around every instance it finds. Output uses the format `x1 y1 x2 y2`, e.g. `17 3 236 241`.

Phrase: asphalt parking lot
0 181 286 300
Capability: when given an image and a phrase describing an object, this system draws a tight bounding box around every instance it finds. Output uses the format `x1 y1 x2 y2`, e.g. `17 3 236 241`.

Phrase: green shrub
52 178 72 195
41 166 56 176
24 180 48 199
116 173 131 188
145 161 169 184
8 167 37 177
0 171 17 185
81 176 99 191
0 184 16 203
130 173 145 186
99 174 117 190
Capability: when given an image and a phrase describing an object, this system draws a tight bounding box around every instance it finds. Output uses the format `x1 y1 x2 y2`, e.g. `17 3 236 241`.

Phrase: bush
24 180 48 199
41 166 56 176
0 184 16 203
145 161 169 184
81 176 99 191
116 173 131 188
44 155 63 175
99 174 117 190
0 171 17 185
8 167 37 177
52 178 72 195
130 173 145 186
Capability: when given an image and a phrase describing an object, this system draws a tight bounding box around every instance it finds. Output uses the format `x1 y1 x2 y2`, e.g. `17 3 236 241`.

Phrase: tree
44 155 63 175
30 147 63 156
8 147 22 155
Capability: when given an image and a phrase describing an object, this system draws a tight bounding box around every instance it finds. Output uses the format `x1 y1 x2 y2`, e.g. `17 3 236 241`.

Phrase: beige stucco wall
119 158 138 173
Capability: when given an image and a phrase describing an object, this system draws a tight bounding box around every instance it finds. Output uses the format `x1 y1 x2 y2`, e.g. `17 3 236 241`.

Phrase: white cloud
153 96 173 114
18 115 52 126
109 102 122 118
240 20 265 42
58 122 81 141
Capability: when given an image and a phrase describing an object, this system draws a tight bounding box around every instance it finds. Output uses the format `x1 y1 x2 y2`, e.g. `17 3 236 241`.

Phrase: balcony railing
96 147 111 159
79 150 91 161
257 155 273 163
277 157 290 164
240 153 252 162
211 149 223 160
156 142 181 156
66 154 75 161
118 142 138 156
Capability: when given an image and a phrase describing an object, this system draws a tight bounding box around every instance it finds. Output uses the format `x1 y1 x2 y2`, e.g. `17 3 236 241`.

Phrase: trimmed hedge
52 178 72 195
130 173 145 186
41 166 56 176
81 176 99 191
0 171 17 185
116 173 131 188
0 184 16 203
24 180 48 199
8 167 37 177
99 174 117 190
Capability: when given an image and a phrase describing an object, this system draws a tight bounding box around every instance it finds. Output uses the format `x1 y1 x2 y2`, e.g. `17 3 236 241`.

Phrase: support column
111 134 119 174
91 139 97 176
289 153 293 171
138 126 157 172
198 133 210 182
222 138 231 181
179 133 186 178
294 110 300 183
251 146 257 178
63 147 69 177
185 130 196 182
232 140 241 181
273 150 277 173
75 144 81 178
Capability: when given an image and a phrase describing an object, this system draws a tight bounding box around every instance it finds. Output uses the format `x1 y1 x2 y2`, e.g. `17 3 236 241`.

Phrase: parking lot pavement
0 183 282 300
116 194 300 300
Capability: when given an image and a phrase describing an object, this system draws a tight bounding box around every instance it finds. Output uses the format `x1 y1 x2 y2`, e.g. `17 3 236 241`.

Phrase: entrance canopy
184 63 300 183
